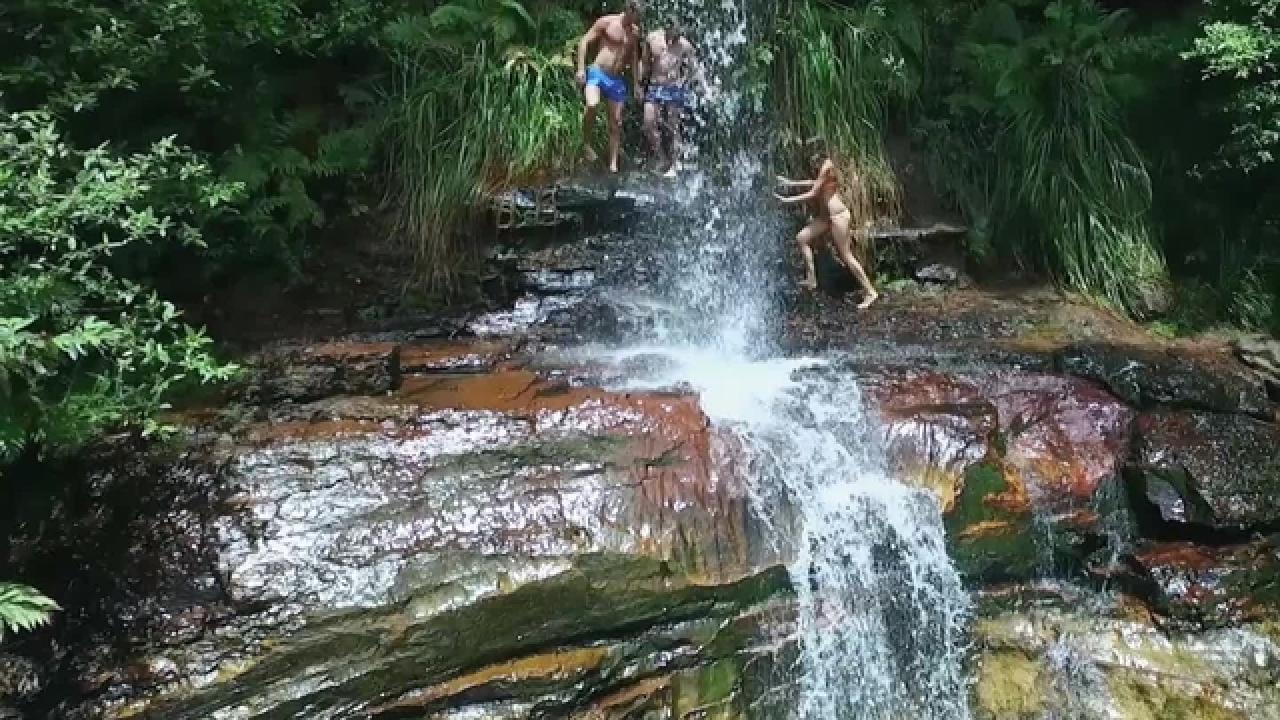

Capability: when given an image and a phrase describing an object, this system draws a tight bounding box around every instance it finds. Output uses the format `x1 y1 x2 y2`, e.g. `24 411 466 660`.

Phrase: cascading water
586 1 975 715
607 350 972 718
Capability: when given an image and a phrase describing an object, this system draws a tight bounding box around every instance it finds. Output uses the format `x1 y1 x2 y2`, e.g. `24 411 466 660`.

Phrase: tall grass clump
773 0 924 227
381 0 583 291
950 0 1171 314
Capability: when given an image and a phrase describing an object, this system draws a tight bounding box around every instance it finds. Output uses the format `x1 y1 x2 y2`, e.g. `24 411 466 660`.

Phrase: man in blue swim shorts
576 0 644 173
640 18 710 177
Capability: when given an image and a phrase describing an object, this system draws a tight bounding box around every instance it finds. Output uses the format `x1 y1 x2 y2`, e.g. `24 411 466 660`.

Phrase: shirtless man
576 0 644 174
639 19 709 177
775 150 879 308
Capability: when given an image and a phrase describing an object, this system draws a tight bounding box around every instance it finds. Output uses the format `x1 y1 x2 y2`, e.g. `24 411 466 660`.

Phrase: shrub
0 111 239 460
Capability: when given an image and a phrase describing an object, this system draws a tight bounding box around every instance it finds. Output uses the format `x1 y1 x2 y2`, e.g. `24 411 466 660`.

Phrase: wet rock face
972 603 1280 720
1057 343 1272 420
1129 411 1280 535
218 370 763 614
865 369 1134 582
62 351 789 719
1119 541 1280 628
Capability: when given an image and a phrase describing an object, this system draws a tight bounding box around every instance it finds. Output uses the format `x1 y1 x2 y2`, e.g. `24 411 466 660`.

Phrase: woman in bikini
775 150 879 309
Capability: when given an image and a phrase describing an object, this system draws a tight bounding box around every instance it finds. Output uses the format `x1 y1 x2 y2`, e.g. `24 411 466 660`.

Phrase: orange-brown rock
397 339 519 374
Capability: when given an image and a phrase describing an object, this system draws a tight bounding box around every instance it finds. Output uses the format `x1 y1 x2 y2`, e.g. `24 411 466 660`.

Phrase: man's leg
643 101 666 171
831 213 878 308
796 218 829 290
582 84 601 163
606 100 624 173
663 103 682 177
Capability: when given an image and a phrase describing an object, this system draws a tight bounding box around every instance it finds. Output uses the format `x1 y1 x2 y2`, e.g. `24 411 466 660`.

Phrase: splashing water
604 348 973 718
577 0 975 715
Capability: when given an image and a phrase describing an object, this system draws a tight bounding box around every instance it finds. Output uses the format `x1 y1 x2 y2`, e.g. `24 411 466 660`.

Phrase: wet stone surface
1129 411 1280 535
5 179 1280 719
1057 343 1272 420
1117 540 1280 628
972 602 1280 720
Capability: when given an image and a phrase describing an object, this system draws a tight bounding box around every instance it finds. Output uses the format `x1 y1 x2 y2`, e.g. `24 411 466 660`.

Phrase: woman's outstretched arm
775 175 814 189
775 161 832 203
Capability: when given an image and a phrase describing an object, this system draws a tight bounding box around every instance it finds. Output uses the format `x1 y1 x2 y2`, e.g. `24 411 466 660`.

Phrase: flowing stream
581 2 975 715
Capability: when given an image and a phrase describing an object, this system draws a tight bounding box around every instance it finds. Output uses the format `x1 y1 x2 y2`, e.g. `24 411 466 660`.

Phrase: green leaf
0 583 60 641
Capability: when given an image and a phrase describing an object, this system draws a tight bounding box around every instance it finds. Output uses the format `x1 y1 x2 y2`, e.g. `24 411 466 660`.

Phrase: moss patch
973 650 1048 719
1108 672 1244 720
945 463 1040 581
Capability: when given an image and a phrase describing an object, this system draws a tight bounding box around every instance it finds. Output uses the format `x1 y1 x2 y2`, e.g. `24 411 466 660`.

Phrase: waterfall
590 0 976 716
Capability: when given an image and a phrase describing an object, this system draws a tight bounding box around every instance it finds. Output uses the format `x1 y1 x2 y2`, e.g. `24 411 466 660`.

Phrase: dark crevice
1122 465 1256 546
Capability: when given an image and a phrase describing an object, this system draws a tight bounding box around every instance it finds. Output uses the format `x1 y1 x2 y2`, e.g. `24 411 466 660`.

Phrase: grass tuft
773 0 924 251
381 4 583 292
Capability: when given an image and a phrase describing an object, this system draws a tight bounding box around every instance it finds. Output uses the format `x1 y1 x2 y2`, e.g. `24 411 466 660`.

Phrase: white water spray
603 346 973 718
583 0 975 715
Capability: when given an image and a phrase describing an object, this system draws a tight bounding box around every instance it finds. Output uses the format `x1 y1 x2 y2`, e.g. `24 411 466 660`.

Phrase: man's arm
576 18 604 84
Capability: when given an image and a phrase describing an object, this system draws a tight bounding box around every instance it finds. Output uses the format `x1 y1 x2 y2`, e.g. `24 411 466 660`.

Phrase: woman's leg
795 218 829 289
830 211 879 308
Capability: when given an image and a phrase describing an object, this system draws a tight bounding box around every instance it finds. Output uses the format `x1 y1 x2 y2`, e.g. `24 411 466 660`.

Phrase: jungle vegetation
1 0 1278 625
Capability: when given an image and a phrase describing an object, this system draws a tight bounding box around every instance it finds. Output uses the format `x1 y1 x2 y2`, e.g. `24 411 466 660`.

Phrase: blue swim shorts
645 83 688 108
586 65 629 103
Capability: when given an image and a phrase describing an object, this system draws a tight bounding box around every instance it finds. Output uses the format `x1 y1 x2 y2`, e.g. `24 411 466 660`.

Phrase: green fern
0 583 59 641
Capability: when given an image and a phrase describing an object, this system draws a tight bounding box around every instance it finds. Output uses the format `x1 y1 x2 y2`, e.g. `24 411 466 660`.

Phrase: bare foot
608 162 620 174
856 291 879 310
798 279 818 290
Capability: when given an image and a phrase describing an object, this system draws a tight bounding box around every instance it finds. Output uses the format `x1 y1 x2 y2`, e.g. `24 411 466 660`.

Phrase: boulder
864 368 1133 582
1056 343 1271 419
973 605 1280 720
1128 411 1280 535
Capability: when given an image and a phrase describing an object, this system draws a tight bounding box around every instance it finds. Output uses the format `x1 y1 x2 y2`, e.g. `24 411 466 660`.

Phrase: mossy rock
944 463 1041 582
1108 671 1245 720
972 650 1048 719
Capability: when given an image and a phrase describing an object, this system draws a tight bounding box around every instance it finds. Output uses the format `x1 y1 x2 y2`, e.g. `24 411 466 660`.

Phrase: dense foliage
383 0 586 288
772 0 1278 325
0 111 239 461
